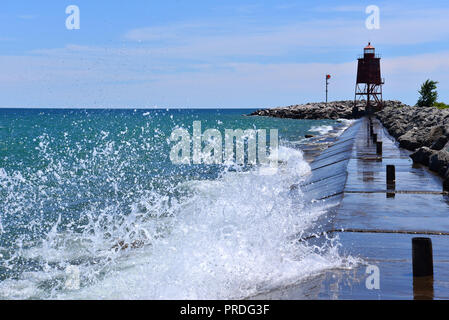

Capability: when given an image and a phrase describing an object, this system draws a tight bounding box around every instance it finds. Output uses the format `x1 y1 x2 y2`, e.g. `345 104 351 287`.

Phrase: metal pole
412 237 434 277
386 165 396 183
376 141 383 155
325 76 328 104
412 237 434 299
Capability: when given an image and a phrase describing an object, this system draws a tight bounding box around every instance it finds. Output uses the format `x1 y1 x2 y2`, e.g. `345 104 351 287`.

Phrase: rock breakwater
377 105 449 183
250 99 449 184
249 100 407 120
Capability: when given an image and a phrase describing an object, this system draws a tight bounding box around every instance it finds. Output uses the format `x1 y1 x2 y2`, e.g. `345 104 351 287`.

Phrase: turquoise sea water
0 108 353 299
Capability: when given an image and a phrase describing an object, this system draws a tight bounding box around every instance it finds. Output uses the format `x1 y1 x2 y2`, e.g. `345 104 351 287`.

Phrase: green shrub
417 79 439 107
434 102 449 109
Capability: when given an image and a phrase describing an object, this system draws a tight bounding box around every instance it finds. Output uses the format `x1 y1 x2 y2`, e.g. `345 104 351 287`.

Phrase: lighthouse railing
357 53 382 59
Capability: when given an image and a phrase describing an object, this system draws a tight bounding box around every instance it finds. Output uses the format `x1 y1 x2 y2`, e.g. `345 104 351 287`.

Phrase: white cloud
383 52 449 74
1 47 448 108
1 5 449 108
121 8 449 59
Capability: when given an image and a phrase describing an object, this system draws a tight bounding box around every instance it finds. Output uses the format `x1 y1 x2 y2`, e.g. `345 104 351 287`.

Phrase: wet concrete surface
259 117 449 300
323 117 449 299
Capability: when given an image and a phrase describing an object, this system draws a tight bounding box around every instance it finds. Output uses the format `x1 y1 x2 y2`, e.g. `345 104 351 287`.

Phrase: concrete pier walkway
256 117 449 300
321 117 449 299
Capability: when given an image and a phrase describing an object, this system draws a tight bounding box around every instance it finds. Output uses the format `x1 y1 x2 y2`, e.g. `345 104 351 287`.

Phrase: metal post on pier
386 165 396 184
376 141 383 155
444 178 449 193
412 237 434 300
386 165 395 198
412 237 434 277
325 74 331 104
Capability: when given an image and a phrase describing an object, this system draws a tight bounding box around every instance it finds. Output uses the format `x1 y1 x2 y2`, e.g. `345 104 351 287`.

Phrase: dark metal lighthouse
354 43 384 112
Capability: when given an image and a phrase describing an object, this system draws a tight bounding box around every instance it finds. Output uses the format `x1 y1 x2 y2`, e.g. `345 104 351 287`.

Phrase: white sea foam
309 125 334 135
0 126 356 300
337 119 356 133
309 119 355 138
54 147 350 299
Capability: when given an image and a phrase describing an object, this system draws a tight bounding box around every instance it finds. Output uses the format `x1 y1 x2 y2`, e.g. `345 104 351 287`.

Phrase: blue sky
1 0 449 108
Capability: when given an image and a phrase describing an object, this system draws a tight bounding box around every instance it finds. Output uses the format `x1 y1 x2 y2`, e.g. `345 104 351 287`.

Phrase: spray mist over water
0 110 356 299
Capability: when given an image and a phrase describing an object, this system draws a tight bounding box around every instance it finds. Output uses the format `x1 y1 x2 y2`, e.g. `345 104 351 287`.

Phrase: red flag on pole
326 74 331 79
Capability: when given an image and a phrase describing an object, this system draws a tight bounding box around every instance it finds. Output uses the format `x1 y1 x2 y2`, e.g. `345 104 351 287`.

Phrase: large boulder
443 141 449 153
410 147 437 166
431 135 449 151
429 150 449 176
398 128 427 150
428 126 449 150
387 119 408 138
397 125 449 151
